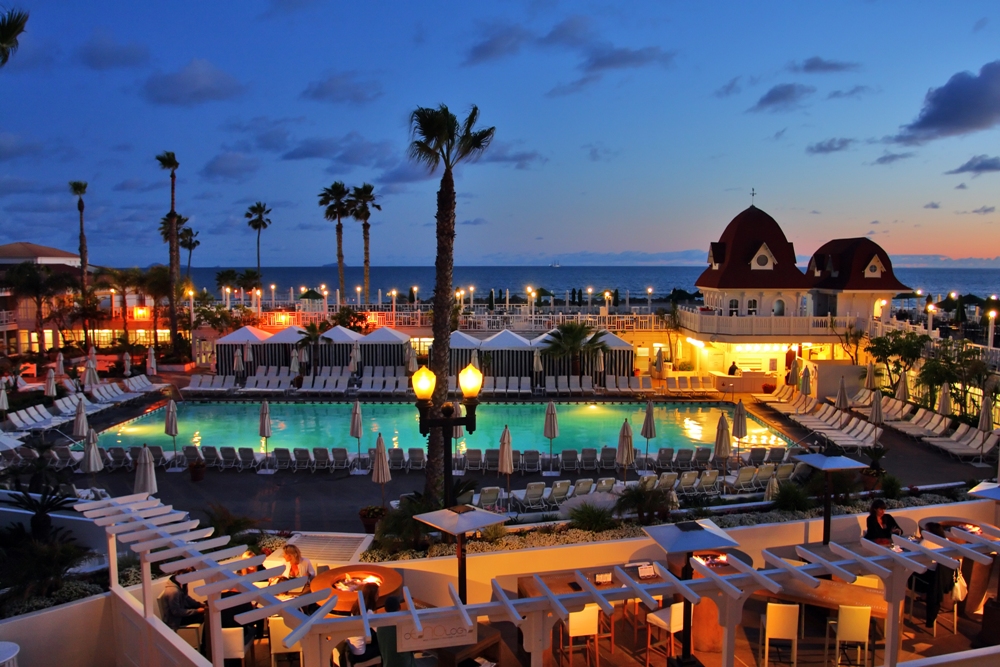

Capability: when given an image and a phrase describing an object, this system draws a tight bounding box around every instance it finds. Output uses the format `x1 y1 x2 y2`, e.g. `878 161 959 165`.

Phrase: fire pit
311 564 403 614
918 517 984 544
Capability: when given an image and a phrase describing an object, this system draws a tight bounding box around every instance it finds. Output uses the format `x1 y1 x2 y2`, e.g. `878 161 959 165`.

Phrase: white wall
0 592 117 667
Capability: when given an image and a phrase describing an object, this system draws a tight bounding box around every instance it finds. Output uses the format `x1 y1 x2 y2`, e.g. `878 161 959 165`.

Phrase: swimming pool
106 402 787 457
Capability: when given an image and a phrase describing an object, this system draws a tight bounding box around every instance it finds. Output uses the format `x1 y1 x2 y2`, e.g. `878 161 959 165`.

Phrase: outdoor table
0 641 19 667
759 575 888 620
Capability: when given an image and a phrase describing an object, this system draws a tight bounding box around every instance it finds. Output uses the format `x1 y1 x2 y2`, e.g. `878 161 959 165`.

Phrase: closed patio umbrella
470 349 480 370
788 357 799 387
348 341 360 375
640 401 656 471
764 474 780 501
977 394 993 463
372 434 391 507
73 397 88 439
83 359 100 389
732 400 747 468
894 374 909 402
594 349 605 374
654 347 665 379
147 346 157 375
300 345 309 365
533 348 544 373
498 425 514 508
133 445 157 495
89 345 97 363
245 344 253 364
800 365 812 396
233 348 245 375
869 391 883 447
937 383 952 416
406 346 418 373
80 428 103 474
350 400 364 474
616 419 635 482
55 352 65 376
290 348 300 375
714 412 731 473
123 352 131 377
258 400 273 474
834 376 850 429
0 386 7 419
164 400 180 470
864 361 876 391
543 401 559 475
44 369 56 397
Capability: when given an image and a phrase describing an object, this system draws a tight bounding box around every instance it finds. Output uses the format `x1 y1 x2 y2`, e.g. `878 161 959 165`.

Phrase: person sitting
342 583 381 666
865 498 902 545
160 569 205 630
376 596 416 667
728 361 739 376
270 544 316 585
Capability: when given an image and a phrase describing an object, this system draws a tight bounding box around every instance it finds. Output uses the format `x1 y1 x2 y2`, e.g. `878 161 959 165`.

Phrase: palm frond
68 181 87 196
0 8 29 67
155 151 179 171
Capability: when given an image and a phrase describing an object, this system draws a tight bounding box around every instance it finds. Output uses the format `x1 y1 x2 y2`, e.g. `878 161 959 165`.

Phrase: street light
225 286 231 309
270 284 276 308
356 285 362 305
412 286 419 304
989 310 997 349
647 286 653 312
413 363 483 507
390 289 397 324
468 286 474 307
927 303 936 332
188 290 195 328
587 287 593 311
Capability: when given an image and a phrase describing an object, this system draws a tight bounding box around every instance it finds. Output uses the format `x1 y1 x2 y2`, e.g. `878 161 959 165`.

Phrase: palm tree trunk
167 171 179 354
363 221 370 304
336 219 345 297
121 290 129 345
78 199 89 349
426 167 456 502
256 229 262 298
186 249 193 277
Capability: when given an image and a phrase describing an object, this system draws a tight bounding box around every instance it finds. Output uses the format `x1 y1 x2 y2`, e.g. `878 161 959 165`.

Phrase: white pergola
76 493 1000 667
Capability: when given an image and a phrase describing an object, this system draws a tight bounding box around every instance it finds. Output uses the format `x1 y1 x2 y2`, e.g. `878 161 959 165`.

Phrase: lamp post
927 304 936 333
989 310 997 349
356 285 362 306
256 289 262 317
224 287 231 309
468 286 475 310
647 286 653 313
412 363 483 508
390 289 397 325
109 288 116 319
188 290 195 329
604 291 611 312
270 284 275 308
526 286 533 316
413 286 419 304
587 287 593 312
322 289 329 313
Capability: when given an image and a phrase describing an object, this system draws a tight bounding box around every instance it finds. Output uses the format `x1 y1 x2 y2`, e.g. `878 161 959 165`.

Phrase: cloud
546 74 601 97
481 141 546 169
282 132 396 169
76 30 149 69
142 59 245 106
870 220 880 225
714 76 742 98
971 206 995 215
806 137 854 154
580 45 674 73
224 116 303 153
459 217 488 226
827 85 872 100
300 71 382 104
5 198 69 213
376 162 438 194
956 183 968 189
891 60 1000 144
789 56 860 73
113 178 167 193
538 16 596 49
873 151 915 165
747 83 816 112
193 191 222 201
582 143 618 162
0 133 44 161
771 128 787 141
945 154 1000 176
923 202 941 209
973 17 988 32
0 177 63 198
262 0 319 14
463 23 533 65
199 152 260 183
2 31 59 72
811 210 821 215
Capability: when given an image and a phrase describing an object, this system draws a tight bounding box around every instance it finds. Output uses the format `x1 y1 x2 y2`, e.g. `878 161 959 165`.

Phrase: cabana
258 325 306 369
297 288 325 312
360 327 411 369
480 329 533 377
215 325 271 376
530 329 634 380
598 330 635 378
317 326 363 368
446 330 482 374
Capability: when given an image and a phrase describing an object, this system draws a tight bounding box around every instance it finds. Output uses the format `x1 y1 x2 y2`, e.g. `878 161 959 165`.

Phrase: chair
476 486 501 511
557 603 600 667
698 469 720 495
183 446 201 467
560 449 580 472
558 376 570 395
157 596 203 650
657 472 678 491
693 447 712 469
545 376 558 396
272 448 292 470
465 449 483 471
484 448 500 471
599 447 617 470
673 449 694 470
388 449 406 470
313 448 331 471
759 603 799 667
824 605 871 667
638 474 657 491
581 376 595 395
594 477 615 494
202 446 222 468
676 470 700 495
219 447 239 470
292 448 313 472
269 614 303 667
545 480 571 508
221 626 254 666
568 478 593 499
581 448 598 470
655 448 675 471
331 448 350 470
237 448 259 471
147 445 169 468
521 450 541 474
514 482 547 511
646 601 684 666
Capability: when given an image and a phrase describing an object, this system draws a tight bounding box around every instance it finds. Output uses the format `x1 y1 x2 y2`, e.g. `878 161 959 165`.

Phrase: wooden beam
795 546 857 583
572 571 614 616
925 532 993 566
531 574 568 622
282 595 341 648
448 584 474 629
828 542 892 579
119 520 201 544
213 577 309 610
691 559 742 600
193 566 285 596
613 566 658 610
725 554 782 594
892 536 960 571
175 555 267 584
858 539 927 574
234 591 327 625
157 544 248 571
653 562 702 604
106 511 188 535
761 550 821 588
490 580 523 626
403 587 424 633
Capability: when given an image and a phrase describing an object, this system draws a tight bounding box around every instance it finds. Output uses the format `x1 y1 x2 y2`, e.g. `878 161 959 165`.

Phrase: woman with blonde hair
270 544 316 584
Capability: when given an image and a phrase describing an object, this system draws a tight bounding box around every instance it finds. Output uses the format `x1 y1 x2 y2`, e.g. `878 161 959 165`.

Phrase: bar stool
905 573 958 638
645 602 683 667
0 641 19 667
824 605 871 667
625 594 662 645
758 602 799 667
556 604 600 667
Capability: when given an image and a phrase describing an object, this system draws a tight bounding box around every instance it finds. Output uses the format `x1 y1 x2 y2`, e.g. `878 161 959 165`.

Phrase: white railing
676 307 862 338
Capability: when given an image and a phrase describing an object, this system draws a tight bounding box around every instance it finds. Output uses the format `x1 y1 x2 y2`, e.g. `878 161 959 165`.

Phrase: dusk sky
2 1 999 268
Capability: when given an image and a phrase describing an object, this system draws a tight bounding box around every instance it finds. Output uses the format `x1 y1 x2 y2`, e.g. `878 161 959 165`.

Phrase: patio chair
493 377 507 397
476 486 501 511
272 448 292 470
698 469 720 495
388 448 407 470
484 448 500 471
507 377 519 398
580 448 599 470
218 447 239 470
567 478 593 499
201 446 221 468
655 448 675 471
183 446 201 467
519 377 532 397
638 474 657 492
514 482 547 512
759 603 800 667
745 447 767 467
665 377 681 396
465 449 483 471
292 448 314 472
408 448 426 471
628 377 642 394
511 450 522 472
312 448 331 471
824 605 871 667
774 463 795 483
594 477 615 494
672 448 694 470
618 376 634 395
331 448 350 470
545 480 571 508
676 470 700 495
599 447 617 470
545 376 558 396
559 449 580 472
693 447 713 469
558 376 570 395
52 446 76 471
237 448 258 471
581 376 595 395
753 464 776 490
724 466 758 493
657 472 678 491
482 376 495 397
569 376 582 395
147 446 169 468
764 447 786 464
521 450 541 474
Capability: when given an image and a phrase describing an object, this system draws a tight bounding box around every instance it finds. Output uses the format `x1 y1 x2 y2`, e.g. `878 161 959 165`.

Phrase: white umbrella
147 346 157 375
406 346 418 373
259 400 272 472
869 391 883 447
533 348 544 373
0 386 8 417
594 349 605 374
372 434 391 507
977 394 993 463
233 348 245 374
300 346 309 364
55 352 65 376
714 413 732 473
654 347 665 377
470 349 480 370
764 475 780 501
800 365 812 396
133 445 157 495
894 374 909 402
350 400 363 471
44 368 56 397
451 402 465 439
543 401 559 473
83 359 100 389
640 401 656 471
73 397 88 438
88 345 97 363
80 427 103 474
290 348 300 375
788 357 799 387
616 419 635 482
245 345 254 364
937 383 952 416
498 425 514 507
348 341 360 374
834 376 850 429
164 400 179 467
864 361 876 391
123 352 131 377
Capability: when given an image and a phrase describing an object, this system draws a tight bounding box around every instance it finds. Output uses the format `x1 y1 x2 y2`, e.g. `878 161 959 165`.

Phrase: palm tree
297 321 330 375
215 269 239 302
178 226 200 277
1 262 76 371
236 270 261 307
0 8 28 68
158 212 188 244
140 266 171 352
542 322 609 378
244 202 271 292
97 267 142 346
349 184 380 303
68 181 90 348
155 151 181 352
318 181 352 297
408 104 495 500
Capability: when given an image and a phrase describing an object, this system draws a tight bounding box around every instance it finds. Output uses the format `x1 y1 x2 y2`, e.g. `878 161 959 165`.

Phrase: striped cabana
530 329 634 382
257 325 306 370
447 330 482 374
215 325 272 376
480 329 533 378
317 326 364 368
359 327 411 369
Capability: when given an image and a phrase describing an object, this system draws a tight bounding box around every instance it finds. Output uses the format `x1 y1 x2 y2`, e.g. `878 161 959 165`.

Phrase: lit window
747 299 758 315
728 299 739 316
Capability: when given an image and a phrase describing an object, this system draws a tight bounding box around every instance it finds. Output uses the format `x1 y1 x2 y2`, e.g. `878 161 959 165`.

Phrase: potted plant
358 505 387 534
859 445 888 491
189 458 206 482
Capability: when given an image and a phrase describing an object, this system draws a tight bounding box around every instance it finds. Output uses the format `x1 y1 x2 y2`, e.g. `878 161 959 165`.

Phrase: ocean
186 266 1000 301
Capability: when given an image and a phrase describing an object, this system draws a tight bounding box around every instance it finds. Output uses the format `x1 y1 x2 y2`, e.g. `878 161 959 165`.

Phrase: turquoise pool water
106 402 786 457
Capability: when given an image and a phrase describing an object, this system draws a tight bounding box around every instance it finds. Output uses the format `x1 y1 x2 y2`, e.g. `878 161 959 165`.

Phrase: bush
568 502 617 532
772 482 813 512
806 470 860 505
880 475 903 500
202 504 257 538
615 486 672 525
479 523 507 543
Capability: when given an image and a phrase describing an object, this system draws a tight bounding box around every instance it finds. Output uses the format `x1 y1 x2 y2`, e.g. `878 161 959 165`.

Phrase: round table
310 564 403 614
0 641 19 667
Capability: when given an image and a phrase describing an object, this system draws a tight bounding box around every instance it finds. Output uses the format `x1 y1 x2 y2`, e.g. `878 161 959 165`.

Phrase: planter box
159 363 195 372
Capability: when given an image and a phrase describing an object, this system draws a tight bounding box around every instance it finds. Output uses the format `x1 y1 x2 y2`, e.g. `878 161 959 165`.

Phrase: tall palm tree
158 212 188 244
97 267 142 345
0 8 28 68
68 181 90 348
155 151 181 352
408 104 495 500
1 262 76 371
541 322 609 378
237 270 261 307
297 321 330 375
178 226 200 277
318 181 352 297
349 183 380 304
244 202 271 293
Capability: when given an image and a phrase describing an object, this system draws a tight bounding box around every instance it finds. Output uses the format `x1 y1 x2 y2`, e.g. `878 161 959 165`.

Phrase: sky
1 1 999 269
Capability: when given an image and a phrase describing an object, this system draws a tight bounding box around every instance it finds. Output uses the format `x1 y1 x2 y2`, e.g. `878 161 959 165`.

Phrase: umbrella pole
172 435 177 469
550 438 554 472
381 483 385 508
645 439 650 471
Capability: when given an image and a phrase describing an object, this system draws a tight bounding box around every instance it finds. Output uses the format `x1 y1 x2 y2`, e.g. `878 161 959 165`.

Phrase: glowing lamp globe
412 366 436 401
458 363 483 399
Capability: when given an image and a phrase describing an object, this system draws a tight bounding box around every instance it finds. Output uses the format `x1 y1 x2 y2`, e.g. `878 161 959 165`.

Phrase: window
747 299 758 315
728 299 739 316
756 255 769 267
773 299 785 316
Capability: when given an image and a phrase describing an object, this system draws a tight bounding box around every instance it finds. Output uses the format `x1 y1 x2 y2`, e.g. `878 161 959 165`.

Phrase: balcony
677 306 862 341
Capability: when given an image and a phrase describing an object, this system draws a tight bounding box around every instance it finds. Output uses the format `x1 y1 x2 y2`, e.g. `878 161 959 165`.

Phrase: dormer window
751 242 776 271
865 254 886 278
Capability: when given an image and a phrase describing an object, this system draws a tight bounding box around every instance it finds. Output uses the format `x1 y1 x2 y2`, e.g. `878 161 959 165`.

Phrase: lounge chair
567 478 593 499
560 449 580 472
699 377 722 398
181 375 204 395
292 448 314 472
272 448 292 470
237 448 258 471
484 449 499 471
581 376 595 395
202 446 222 468
475 487 502 511
744 447 767 467
672 449 694 470
513 482 546 511
219 447 239 470
638 474 657 492
519 377 532 398
628 377 642 395
408 448 426 471
465 449 483 471
676 376 692 395
482 376 495 398
665 377 681 396
698 469 720 495
507 378 519 398
676 471 700 495
764 447 786 464
754 385 792 402
774 463 795 484
545 480 571 508
594 477 615 494
724 466 758 493
557 376 570 395
388 448 407 470
657 472 678 491
604 375 619 396
521 450 541 474
640 376 655 395
312 448 331 471
495 376 508 397
545 376 558 396
182 446 201 467
331 448 350 470
693 447 713 469
654 448 675 471
581 448 598 470
618 376 633 395
599 447 617 470
753 464 776 490
569 376 582 395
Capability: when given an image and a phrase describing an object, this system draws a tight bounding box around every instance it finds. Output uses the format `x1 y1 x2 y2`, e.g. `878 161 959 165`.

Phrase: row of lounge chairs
357 377 410 397
297 377 350 396
603 376 654 396
361 366 407 378
484 377 534 397
722 462 804 493
4 391 117 434
664 376 723 398
543 376 597 396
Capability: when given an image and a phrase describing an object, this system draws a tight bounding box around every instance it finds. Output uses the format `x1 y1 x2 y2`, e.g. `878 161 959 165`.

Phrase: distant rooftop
0 242 81 266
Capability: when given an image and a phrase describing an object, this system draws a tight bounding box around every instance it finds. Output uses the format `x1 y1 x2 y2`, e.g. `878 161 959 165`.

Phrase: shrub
374 492 438 553
880 475 903 500
479 523 507 543
568 503 617 532
772 482 813 512
251 531 289 556
615 486 671 525
359 505 388 520
202 504 257 539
